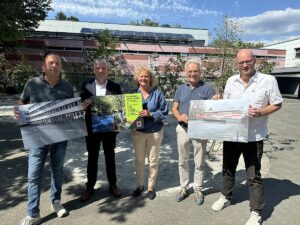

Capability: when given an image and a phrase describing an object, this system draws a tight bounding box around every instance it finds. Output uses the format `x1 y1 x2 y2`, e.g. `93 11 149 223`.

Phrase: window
295 48 300 58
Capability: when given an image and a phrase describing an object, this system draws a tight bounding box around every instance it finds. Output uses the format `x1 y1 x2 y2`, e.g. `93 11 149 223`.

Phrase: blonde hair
134 66 158 88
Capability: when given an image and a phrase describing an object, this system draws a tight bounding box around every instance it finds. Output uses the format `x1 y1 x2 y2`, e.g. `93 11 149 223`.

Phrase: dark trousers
221 141 264 213
85 132 117 189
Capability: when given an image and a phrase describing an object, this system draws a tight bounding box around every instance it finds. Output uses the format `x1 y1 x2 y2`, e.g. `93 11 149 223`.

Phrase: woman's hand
139 109 151 117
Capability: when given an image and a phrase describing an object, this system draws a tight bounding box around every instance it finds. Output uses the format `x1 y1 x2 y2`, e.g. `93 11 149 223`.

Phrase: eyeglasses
237 60 254 66
187 70 200 74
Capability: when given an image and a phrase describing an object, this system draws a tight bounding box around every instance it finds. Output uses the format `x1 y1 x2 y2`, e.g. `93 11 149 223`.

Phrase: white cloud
51 0 219 22
235 8 300 36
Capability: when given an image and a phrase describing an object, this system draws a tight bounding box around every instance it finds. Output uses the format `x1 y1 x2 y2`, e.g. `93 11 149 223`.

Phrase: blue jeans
27 141 67 217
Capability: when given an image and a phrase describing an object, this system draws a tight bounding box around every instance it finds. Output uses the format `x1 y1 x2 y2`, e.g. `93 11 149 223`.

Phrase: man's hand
82 99 92 111
211 94 221 100
179 113 189 124
14 106 20 123
248 105 262 117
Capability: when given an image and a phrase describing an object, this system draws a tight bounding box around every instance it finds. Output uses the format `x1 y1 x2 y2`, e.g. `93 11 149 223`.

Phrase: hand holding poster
188 99 249 142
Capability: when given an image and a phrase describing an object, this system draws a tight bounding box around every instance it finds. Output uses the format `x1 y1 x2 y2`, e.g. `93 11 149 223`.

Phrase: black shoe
132 186 144 197
147 189 156 200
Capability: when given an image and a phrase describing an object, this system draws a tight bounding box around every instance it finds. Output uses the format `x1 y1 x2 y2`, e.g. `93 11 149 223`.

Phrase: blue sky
47 0 300 45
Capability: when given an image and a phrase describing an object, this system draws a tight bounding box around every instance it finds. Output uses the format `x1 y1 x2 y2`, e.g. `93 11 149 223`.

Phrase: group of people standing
16 48 282 225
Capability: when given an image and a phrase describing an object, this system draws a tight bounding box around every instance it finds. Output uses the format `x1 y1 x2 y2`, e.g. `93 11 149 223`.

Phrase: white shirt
95 79 107 96
223 71 283 142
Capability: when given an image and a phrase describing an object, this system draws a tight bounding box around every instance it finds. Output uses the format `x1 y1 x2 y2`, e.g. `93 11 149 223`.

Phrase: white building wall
265 38 300 67
37 20 209 45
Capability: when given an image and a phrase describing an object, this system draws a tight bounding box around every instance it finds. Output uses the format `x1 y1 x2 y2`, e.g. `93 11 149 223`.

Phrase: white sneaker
51 200 68 218
245 211 262 225
212 194 231 211
20 215 41 225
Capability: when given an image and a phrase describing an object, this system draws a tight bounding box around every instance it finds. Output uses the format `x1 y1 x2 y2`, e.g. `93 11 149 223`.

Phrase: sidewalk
0 95 299 225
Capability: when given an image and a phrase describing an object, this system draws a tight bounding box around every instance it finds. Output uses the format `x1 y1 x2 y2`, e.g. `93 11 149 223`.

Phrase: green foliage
210 14 243 93
154 55 186 98
61 62 90 92
257 59 277 74
55 11 67 20
55 11 79 21
236 41 264 49
67 16 79 22
0 53 38 93
130 19 180 28
84 29 119 66
0 0 52 44
142 18 159 27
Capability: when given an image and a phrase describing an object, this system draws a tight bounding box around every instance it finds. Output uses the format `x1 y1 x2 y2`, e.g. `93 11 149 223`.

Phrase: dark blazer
80 77 122 134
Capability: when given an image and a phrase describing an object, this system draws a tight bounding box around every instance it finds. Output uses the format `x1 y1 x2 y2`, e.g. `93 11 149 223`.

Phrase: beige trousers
131 129 163 189
176 125 207 191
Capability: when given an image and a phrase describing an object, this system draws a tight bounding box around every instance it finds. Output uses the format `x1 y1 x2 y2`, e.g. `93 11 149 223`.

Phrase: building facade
6 20 286 75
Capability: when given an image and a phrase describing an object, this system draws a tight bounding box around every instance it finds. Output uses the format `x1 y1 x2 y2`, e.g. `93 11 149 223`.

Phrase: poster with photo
18 97 87 149
91 93 143 133
188 99 249 142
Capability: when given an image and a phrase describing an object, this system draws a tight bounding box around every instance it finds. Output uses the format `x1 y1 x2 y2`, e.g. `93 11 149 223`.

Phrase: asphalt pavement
0 94 299 225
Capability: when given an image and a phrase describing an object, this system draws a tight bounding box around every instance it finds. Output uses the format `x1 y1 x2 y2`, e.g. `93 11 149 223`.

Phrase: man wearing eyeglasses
172 59 214 205
212 49 283 225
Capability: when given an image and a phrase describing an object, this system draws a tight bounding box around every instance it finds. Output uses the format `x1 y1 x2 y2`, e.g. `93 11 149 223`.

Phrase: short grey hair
93 58 109 68
184 59 202 71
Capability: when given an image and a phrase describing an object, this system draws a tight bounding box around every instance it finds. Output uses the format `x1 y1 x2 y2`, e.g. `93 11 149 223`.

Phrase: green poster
124 93 143 125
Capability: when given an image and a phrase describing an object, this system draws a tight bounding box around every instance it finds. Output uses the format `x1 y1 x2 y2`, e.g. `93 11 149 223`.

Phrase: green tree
130 20 140 25
153 55 186 98
55 12 79 21
141 18 159 27
67 16 79 22
0 54 38 93
0 0 51 45
210 14 243 93
55 11 67 20
257 59 277 74
236 41 264 49
84 29 120 68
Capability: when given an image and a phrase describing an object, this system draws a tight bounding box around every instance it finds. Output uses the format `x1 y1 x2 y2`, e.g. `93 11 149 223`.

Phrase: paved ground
0 94 299 225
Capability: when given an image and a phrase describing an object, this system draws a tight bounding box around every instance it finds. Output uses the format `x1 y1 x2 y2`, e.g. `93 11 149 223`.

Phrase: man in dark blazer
80 58 122 202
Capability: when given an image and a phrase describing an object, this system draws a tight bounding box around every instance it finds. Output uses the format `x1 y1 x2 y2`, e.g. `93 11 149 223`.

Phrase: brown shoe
109 185 122 197
80 188 94 202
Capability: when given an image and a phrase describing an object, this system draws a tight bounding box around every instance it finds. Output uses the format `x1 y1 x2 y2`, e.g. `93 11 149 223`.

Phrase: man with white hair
172 59 214 205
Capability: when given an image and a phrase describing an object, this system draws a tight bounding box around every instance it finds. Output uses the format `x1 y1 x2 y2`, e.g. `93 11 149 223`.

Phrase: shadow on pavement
0 121 74 220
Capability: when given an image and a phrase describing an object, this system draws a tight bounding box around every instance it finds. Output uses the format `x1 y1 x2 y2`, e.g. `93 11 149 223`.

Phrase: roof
265 37 300 47
36 20 209 42
272 66 300 76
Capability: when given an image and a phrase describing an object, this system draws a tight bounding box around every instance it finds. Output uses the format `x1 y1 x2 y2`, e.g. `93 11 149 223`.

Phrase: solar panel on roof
164 33 174 39
92 29 104 34
113 30 122 36
80 28 93 33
